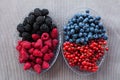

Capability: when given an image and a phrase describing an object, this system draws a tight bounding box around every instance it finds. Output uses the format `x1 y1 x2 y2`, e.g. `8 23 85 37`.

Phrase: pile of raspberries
16 8 59 74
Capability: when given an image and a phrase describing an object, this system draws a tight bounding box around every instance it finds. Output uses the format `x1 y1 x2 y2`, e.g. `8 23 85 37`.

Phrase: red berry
42 61 50 69
24 62 31 70
41 33 49 41
52 39 58 48
49 52 54 58
33 49 43 57
44 39 52 48
32 34 40 41
44 54 51 61
41 45 48 53
36 58 42 64
34 64 41 74
28 48 34 54
51 28 58 39
22 41 31 49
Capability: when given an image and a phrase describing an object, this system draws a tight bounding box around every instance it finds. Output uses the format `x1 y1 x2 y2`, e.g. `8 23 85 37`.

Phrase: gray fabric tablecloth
0 0 120 80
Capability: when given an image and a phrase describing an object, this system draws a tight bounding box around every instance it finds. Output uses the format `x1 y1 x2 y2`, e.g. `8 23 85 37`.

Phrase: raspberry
36 39 43 49
29 55 35 60
34 64 41 74
49 52 54 58
50 24 57 30
32 34 40 41
51 28 58 39
44 39 52 48
36 58 42 64
33 49 43 57
28 48 34 54
42 61 50 69
16 45 22 51
41 33 49 41
41 9 49 16
43 54 51 61
41 45 48 53
52 39 58 48
24 62 31 70
22 41 31 49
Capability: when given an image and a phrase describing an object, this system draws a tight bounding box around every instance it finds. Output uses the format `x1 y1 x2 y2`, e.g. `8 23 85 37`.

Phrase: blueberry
45 16 52 26
69 39 73 42
89 27 94 32
95 25 99 29
80 38 84 43
95 16 101 20
72 18 76 22
24 24 32 32
89 19 94 22
83 18 89 23
67 31 71 36
83 32 87 37
85 28 90 32
103 34 108 40
70 29 75 34
93 34 98 39
65 36 69 41
72 34 78 39
74 14 80 19
98 22 103 27
83 42 87 45
80 29 84 32
64 32 67 35
36 16 44 24
94 20 99 25
76 39 80 44
63 26 67 31
85 37 88 41
75 25 79 30
94 28 99 33
79 22 84 27
41 9 49 16
67 26 70 31
17 24 24 33
88 32 93 39
83 13 87 18
102 28 106 33
86 10 90 13
78 16 84 22
70 25 75 29
79 32 83 37
98 34 102 38
34 8 42 17
88 15 93 19
90 23 95 27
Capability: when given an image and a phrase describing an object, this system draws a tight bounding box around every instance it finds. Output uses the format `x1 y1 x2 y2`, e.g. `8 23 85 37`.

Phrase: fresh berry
42 61 50 69
51 28 58 39
41 9 49 16
34 64 41 74
24 62 31 70
41 33 49 41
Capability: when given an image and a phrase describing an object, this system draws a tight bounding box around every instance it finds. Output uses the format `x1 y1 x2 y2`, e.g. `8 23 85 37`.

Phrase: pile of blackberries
17 8 56 41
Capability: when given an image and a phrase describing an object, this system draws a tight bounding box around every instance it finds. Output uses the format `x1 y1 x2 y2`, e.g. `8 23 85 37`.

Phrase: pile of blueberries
64 10 108 44
17 8 56 41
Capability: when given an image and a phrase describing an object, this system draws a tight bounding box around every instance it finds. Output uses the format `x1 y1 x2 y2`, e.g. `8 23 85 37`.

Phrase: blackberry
28 12 34 16
37 31 42 36
50 24 57 30
33 22 40 31
23 17 27 25
24 24 32 32
26 15 35 24
22 32 31 40
36 16 44 24
17 24 24 32
41 9 49 16
45 16 52 26
40 24 50 33
34 8 42 17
